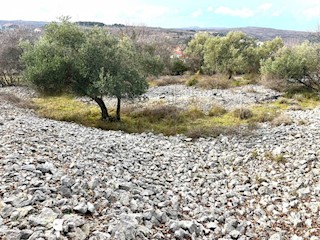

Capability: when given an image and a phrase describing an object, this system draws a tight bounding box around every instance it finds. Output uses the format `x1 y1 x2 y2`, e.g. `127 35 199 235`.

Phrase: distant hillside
0 20 316 44
0 20 47 28
181 26 316 44
75 21 105 27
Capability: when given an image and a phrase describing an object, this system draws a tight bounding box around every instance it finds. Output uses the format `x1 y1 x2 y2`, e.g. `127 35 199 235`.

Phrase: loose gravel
0 86 319 240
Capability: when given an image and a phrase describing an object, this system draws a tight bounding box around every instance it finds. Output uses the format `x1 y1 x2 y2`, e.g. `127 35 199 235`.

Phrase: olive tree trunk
116 97 121 121
93 97 110 120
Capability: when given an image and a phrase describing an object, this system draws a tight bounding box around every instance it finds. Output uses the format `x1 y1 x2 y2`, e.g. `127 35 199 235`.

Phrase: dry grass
259 75 288 92
32 95 252 138
149 75 189 87
0 92 35 109
271 114 293 126
197 74 232 89
249 105 279 123
232 74 259 87
32 87 310 139
129 105 183 123
264 151 287 163
151 74 253 90
232 107 253 120
185 125 239 138
183 107 205 120
276 97 290 104
208 104 227 117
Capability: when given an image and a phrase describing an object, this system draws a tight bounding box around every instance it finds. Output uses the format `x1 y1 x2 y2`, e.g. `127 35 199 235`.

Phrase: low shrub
170 58 189 75
271 114 292 126
288 105 302 111
186 71 200 87
183 107 205 120
185 125 238 138
197 74 232 89
129 105 183 123
284 85 320 100
232 107 253 120
250 105 279 123
259 75 287 92
276 97 289 104
208 104 227 117
0 75 23 87
242 73 259 83
186 77 198 87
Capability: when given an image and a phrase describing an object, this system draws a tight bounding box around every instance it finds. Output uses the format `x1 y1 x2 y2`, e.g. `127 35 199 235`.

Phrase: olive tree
241 37 284 75
93 37 148 121
261 41 320 91
203 32 257 78
0 29 39 86
185 32 210 72
21 18 151 121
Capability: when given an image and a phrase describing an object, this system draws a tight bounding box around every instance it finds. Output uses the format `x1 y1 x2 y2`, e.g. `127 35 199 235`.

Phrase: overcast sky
1 0 320 31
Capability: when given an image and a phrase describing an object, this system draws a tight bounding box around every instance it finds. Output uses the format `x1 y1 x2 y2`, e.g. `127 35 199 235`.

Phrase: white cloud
0 0 170 26
258 3 273 12
302 7 320 19
300 0 320 3
271 10 282 17
213 3 273 18
207 6 213 12
192 9 202 18
214 7 254 18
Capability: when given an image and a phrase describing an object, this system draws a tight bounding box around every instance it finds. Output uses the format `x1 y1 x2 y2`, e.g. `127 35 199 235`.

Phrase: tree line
185 31 320 90
1 19 320 121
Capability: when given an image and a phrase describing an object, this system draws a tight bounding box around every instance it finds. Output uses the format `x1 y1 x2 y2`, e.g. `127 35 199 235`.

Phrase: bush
130 105 183 123
259 75 288 92
169 58 188 75
260 42 320 92
249 105 279 123
183 107 205 120
197 74 232 89
208 104 227 116
0 29 39 87
185 125 238 138
186 77 198 87
271 114 292 126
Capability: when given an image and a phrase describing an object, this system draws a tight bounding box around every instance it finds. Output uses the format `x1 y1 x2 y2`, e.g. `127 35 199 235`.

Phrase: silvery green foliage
21 19 153 120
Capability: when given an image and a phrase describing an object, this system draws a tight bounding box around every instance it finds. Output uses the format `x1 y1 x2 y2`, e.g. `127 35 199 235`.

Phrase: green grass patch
32 95 248 137
33 95 102 124
32 95 296 138
231 74 258 87
249 105 280 123
282 85 320 109
208 104 227 117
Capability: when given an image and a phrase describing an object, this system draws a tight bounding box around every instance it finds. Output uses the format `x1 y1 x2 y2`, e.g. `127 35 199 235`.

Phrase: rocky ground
78 84 281 113
0 86 319 240
144 84 281 111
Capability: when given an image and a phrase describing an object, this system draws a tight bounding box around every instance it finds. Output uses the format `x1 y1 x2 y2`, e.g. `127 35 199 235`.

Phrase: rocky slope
0 86 319 240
